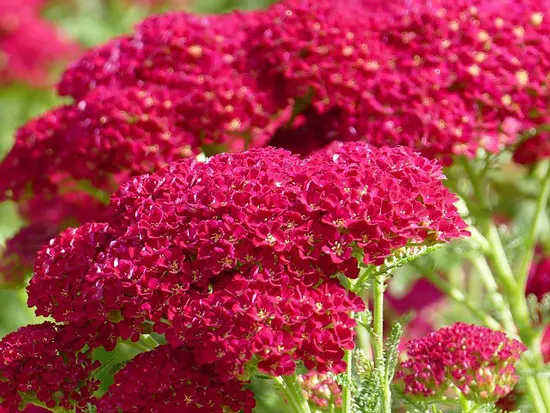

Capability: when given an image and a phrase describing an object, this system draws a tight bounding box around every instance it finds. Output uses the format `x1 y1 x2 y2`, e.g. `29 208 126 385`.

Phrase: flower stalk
373 273 391 413
275 374 312 413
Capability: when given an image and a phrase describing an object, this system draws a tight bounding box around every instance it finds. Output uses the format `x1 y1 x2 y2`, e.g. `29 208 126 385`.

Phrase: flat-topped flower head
57 10 258 99
96 345 255 413
0 322 99 411
245 0 384 112
0 85 197 202
28 143 466 382
396 322 526 403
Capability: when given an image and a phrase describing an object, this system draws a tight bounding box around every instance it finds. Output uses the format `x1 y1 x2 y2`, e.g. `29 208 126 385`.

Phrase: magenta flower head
0 0 78 86
0 322 99 411
96 345 255 413
396 322 526 403
26 143 466 409
245 0 383 112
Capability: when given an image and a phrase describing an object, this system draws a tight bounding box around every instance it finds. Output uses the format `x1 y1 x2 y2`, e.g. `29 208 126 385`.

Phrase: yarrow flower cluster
396 322 526 402
96 345 256 413
0 0 78 86
0 322 98 411
18 143 466 411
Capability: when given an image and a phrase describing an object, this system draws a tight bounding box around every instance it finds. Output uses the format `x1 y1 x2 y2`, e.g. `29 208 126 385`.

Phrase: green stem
524 373 546 413
20 394 73 413
411 262 501 330
274 374 312 413
460 158 550 411
467 254 516 332
372 274 391 413
516 161 550 290
356 312 373 359
341 349 353 413
461 159 532 339
457 393 482 413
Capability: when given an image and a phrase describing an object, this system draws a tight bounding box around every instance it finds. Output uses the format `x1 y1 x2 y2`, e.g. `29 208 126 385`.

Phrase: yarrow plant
0 0 550 412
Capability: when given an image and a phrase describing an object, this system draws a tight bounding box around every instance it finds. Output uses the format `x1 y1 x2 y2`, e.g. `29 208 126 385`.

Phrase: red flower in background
397 323 526 402
0 193 106 287
0 0 78 86
526 254 550 301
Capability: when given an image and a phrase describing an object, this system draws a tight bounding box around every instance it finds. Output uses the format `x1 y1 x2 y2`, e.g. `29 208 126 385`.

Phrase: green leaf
92 356 126 380
352 366 382 413
384 322 404 383
352 243 444 293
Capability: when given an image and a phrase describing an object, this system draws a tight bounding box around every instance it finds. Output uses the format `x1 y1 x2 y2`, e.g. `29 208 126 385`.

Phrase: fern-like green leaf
385 322 404 383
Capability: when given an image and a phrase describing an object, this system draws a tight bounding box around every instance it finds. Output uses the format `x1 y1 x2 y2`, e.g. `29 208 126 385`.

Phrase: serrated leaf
352 367 382 413
385 322 404 383
352 243 444 293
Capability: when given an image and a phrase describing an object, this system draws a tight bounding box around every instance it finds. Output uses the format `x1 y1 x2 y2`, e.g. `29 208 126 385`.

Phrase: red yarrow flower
0 0 78 86
0 322 99 411
28 143 466 383
96 345 255 413
396 322 526 402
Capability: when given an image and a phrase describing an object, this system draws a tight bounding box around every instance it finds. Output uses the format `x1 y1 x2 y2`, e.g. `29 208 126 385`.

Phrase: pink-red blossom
526 255 550 301
0 322 98 411
96 345 255 413
28 143 466 382
0 0 78 86
397 322 526 402
57 11 258 99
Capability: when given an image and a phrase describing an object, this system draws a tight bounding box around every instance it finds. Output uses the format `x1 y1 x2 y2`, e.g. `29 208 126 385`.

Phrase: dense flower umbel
0 322 99 411
28 143 466 382
0 0 77 86
298 371 342 410
96 345 255 413
58 11 255 99
396 323 526 402
57 11 281 148
0 85 198 201
245 0 384 112
248 0 550 163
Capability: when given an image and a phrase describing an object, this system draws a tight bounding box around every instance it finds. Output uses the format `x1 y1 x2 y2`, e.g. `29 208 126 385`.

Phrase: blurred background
0 0 275 337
